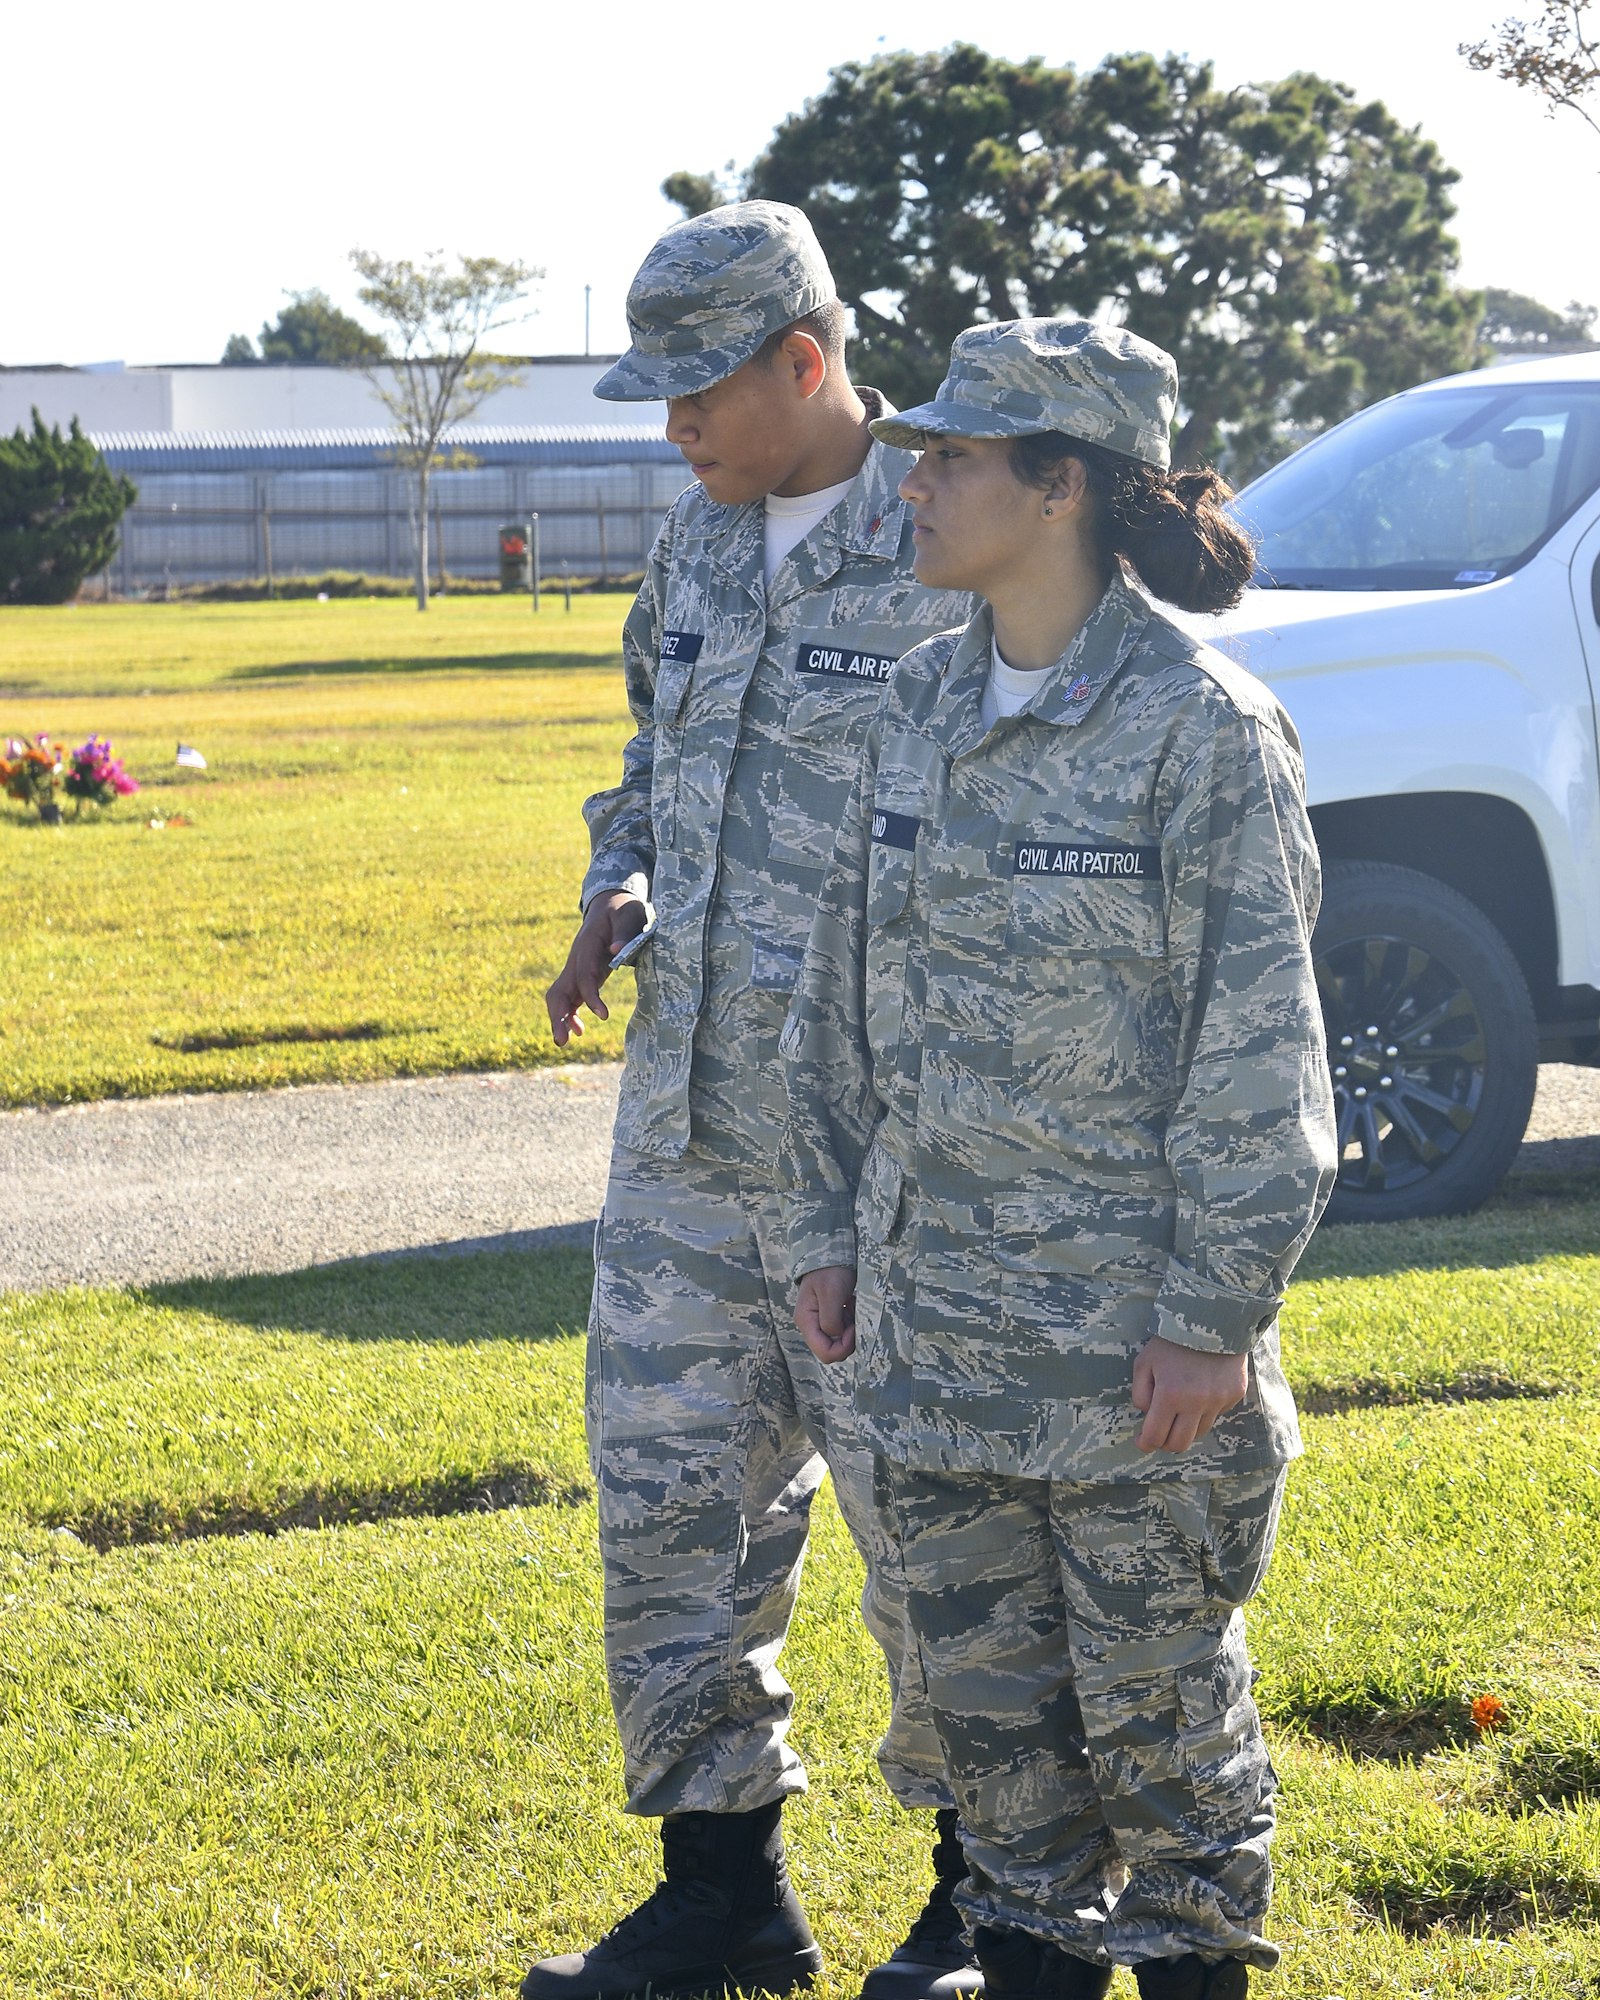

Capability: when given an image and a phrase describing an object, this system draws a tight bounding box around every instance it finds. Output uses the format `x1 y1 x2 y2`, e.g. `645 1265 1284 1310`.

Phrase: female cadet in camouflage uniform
781 320 1338 2000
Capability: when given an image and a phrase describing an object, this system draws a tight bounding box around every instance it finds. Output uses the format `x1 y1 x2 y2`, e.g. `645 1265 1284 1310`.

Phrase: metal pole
434 503 446 593
562 560 572 613
264 508 274 598
530 513 541 612
597 495 608 587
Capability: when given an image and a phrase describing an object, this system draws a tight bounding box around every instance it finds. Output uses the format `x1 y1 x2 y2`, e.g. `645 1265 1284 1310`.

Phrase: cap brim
868 401 1044 451
595 337 760 402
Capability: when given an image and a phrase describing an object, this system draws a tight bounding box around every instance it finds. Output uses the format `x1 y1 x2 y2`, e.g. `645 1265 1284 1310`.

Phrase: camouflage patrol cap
594 200 837 402
869 318 1176 469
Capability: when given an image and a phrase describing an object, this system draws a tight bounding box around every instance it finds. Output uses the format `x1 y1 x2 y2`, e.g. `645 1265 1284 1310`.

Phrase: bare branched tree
350 250 539 609
1462 0 1600 138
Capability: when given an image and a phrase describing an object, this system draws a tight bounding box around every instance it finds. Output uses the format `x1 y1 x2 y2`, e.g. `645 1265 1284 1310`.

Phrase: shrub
0 411 137 605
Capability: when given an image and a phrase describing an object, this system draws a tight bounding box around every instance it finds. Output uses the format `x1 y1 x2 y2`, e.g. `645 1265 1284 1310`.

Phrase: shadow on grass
1292 1375 1567 1416
57 1461 591 1552
226 648 620 681
1354 1872 1598 1935
1297 1158 1600 1283
146 1236 595 1347
1273 1697 1478 1763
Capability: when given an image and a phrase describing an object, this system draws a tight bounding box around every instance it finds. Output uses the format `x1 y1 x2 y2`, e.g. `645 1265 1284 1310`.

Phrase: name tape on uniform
660 631 704 663
1013 842 1159 879
796 642 898 683
871 809 920 850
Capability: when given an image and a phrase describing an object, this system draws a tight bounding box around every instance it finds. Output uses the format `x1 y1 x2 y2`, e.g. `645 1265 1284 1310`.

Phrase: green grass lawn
1 597 639 1106
2 1165 1598 1995
5 600 1597 1994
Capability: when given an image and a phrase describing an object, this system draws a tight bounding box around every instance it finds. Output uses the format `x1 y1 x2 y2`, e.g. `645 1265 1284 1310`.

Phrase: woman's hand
795 1265 857 1364
1131 1336 1249 1453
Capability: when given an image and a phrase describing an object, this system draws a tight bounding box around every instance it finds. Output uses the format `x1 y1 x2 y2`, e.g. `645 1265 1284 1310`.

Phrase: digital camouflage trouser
587 1139 950 1818
883 1462 1287 1969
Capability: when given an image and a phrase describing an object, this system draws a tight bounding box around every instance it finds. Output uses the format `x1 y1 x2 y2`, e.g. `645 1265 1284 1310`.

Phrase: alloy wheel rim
1314 933 1487 1194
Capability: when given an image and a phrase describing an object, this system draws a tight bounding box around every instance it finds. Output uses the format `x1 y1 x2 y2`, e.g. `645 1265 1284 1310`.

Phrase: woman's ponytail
1009 434 1258 615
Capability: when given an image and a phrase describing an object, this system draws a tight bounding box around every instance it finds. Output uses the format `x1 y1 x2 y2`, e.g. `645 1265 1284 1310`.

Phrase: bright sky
5 0 1596 368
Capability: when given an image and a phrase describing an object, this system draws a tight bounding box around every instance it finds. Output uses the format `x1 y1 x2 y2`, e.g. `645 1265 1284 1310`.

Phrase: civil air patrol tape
796 641 898 682
1012 842 1158 878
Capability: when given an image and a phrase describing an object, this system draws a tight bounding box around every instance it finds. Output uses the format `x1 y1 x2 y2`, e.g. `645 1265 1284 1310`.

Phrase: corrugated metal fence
92 428 692 590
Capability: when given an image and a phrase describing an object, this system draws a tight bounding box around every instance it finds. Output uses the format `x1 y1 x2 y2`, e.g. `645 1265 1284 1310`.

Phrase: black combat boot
520 1802 823 2000
971 1926 1111 2000
859 1808 984 2000
1132 1956 1249 2000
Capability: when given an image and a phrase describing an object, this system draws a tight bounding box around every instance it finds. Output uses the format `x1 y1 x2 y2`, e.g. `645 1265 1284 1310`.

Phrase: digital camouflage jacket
580 397 970 1158
780 579 1338 1483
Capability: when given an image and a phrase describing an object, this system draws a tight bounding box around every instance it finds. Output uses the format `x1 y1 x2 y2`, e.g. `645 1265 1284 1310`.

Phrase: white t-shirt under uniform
980 638 1055 731
764 477 856 587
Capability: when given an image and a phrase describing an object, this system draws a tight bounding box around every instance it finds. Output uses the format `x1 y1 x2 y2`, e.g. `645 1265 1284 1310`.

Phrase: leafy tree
660 167 734 219
222 288 389 366
674 46 1481 473
350 249 538 609
0 411 136 605
1462 2 1600 138
1479 285 1598 350
221 331 259 365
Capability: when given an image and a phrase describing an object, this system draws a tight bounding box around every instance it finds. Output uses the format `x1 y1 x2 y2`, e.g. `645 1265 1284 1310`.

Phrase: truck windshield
1234 381 1600 589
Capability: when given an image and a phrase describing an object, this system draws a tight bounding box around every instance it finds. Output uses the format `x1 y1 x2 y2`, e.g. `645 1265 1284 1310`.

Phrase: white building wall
0 359 664 437
1 368 173 435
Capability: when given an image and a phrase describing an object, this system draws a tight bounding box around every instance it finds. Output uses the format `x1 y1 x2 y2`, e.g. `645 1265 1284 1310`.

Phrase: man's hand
546 892 649 1046
1131 1336 1249 1454
795 1265 857 1364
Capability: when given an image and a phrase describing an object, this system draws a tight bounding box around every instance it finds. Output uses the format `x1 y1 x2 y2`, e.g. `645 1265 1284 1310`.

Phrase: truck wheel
1312 861 1537 1224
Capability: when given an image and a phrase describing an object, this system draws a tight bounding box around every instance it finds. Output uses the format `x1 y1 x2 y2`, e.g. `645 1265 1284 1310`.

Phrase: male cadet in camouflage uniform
781 320 1338 2000
525 202 976 2000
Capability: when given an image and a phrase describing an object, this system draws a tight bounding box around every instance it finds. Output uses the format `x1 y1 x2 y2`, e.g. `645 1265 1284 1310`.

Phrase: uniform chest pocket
787 633 900 742
649 653 698 850
655 654 696 730
1008 868 1175 1102
1007 868 1167 961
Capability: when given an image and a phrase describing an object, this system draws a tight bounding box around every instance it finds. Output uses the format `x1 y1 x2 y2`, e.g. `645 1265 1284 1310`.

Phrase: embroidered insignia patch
1068 675 1093 702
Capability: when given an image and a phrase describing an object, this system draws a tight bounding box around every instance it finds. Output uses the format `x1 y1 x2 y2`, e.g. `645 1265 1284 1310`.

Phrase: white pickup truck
1209 351 1600 1223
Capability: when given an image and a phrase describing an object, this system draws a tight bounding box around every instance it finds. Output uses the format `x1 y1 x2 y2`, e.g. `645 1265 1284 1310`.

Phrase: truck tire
1312 860 1537 1224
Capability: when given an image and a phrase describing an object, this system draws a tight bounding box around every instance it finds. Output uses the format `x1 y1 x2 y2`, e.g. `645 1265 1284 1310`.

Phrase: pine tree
0 411 137 605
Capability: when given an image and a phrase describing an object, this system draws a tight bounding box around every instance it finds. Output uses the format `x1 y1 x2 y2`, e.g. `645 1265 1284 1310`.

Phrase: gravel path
1 1061 1596 1294
0 1065 621 1292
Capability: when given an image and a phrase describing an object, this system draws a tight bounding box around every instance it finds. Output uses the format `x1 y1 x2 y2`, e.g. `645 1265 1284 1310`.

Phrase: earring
1043 505 1054 517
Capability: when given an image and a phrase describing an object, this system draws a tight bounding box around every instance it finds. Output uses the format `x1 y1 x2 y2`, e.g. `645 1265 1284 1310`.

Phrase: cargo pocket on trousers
1175 1613 1270 1833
